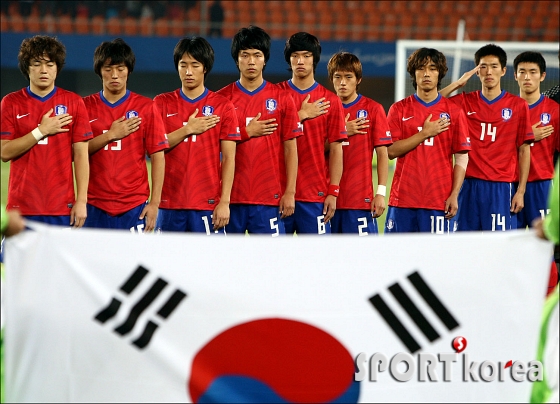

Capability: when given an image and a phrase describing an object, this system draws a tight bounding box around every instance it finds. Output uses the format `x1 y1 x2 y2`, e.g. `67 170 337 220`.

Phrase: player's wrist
375 185 386 197
31 127 45 141
327 184 340 197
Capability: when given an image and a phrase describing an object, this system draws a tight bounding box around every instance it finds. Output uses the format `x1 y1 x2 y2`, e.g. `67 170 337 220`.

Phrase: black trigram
94 265 187 349
369 271 459 354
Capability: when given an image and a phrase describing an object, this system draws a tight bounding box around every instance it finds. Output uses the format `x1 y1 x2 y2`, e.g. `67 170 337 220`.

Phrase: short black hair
475 44 507 69
93 38 135 78
173 36 215 77
18 35 66 81
231 26 270 69
284 32 321 72
513 51 546 74
407 48 448 90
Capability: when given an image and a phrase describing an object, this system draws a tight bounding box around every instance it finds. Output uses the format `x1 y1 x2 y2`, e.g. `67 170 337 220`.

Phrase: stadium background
0 1 559 402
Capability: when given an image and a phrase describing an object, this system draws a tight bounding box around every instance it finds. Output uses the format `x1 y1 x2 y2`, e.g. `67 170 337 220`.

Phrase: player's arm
387 114 450 159
213 140 236 230
71 141 89 228
280 138 298 219
324 140 343 223
88 115 142 155
439 64 481 98
445 152 468 219
372 145 388 218
298 94 330 122
511 143 531 213
166 108 221 149
1 108 73 161
140 150 165 232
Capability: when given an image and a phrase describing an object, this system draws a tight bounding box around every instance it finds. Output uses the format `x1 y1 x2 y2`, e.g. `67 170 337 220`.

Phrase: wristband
328 184 340 197
376 185 386 197
32 127 44 142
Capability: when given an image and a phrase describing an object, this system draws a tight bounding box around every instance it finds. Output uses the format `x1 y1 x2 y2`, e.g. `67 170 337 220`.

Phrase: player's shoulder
207 90 235 109
54 86 83 102
82 91 101 103
357 94 384 110
128 91 154 104
1 88 26 103
216 81 236 95
154 89 179 102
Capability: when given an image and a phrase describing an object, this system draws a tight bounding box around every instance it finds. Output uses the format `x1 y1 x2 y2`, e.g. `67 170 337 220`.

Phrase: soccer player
278 32 347 234
154 36 240 234
83 38 168 233
384 47 470 234
326 52 392 235
0 35 92 228
440 44 534 231
216 26 301 236
513 51 559 229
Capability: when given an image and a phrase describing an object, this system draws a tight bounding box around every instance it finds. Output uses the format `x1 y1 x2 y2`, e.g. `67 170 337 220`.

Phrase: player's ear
540 71 546 82
501 66 506 76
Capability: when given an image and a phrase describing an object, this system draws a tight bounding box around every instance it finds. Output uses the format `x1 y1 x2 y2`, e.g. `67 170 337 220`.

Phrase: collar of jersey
343 94 362 109
27 86 57 102
287 79 318 94
480 90 506 105
100 89 131 107
180 87 208 103
235 80 267 95
413 93 441 107
529 94 545 109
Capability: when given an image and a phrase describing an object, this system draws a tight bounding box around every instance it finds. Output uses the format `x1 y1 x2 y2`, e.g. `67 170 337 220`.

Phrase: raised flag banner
3 226 553 403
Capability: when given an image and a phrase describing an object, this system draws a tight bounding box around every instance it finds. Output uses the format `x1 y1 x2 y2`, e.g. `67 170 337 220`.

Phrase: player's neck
29 83 55 98
415 88 438 103
239 75 264 92
481 85 502 101
520 90 541 105
103 88 128 104
339 92 358 104
182 85 205 100
291 74 315 91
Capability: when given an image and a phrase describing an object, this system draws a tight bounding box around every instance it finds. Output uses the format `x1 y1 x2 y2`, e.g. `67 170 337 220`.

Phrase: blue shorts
384 207 454 234
517 180 552 229
23 215 72 226
84 202 148 232
457 178 517 231
155 209 225 235
282 201 331 235
330 209 378 235
226 204 285 236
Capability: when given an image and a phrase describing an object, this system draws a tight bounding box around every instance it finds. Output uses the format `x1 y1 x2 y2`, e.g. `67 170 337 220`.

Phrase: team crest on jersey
501 108 512 121
540 113 551 125
202 105 214 116
54 105 67 115
357 109 368 119
266 99 277 112
439 112 450 120
126 110 139 119
386 218 394 230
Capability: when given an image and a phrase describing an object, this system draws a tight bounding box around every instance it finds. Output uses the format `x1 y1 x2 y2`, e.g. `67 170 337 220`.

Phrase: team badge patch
501 108 512 121
202 105 214 116
126 110 139 119
540 113 551 125
386 218 394 230
439 112 450 120
357 109 368 119
54 105 67 115
266 99 277 112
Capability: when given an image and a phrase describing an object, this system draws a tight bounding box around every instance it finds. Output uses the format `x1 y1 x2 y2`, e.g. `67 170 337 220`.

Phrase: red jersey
387 94 471 210
526 95 560 182
278 80 347 203
338 95 393 210
1 86 93 215
154 88 240 210
449 90 533 182
83 90 169 215
216 81 302 206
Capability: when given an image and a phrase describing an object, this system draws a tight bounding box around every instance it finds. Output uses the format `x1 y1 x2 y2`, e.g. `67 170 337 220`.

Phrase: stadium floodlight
395 40 559 102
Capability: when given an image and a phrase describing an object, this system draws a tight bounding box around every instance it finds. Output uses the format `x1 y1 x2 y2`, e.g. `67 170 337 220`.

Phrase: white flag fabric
3 225 553 403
